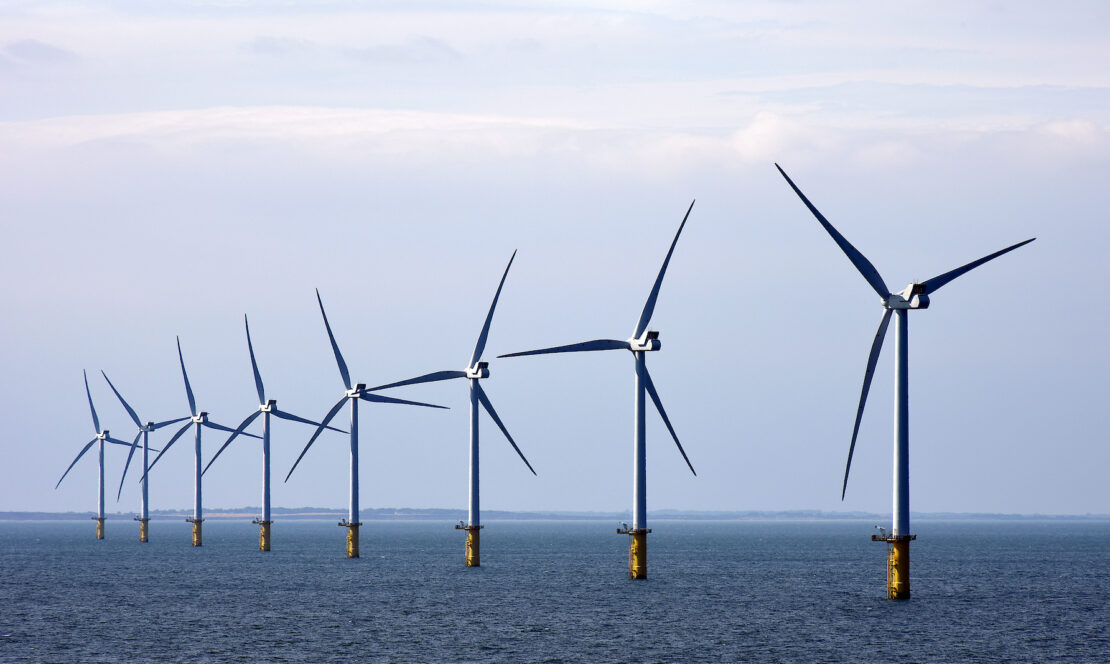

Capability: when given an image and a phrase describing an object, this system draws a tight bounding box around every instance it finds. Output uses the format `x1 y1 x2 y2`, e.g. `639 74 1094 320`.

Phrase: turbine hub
628 330 662 352
261 399 276 412
466 362 490 380
886 284 930 310
346 383 366 398
96 430 109 439
191 412 209 424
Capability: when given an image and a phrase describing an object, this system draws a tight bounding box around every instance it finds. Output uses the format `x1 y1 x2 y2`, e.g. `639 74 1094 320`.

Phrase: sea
1 519 1107 663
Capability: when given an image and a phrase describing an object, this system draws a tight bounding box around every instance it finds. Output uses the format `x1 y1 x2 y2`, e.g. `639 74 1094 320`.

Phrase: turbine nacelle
260 399 276 412
885 284 930 310
628 330 661 352
191 412 209 424
346 383 367 399
96 430 110 439
465 362 490 380
144 421 155 431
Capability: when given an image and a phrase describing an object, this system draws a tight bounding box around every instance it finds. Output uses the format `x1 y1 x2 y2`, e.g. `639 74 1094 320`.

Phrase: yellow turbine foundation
456 524 483 566
873 533 914 599
95 517 105 540
138 518 149 543
340 521 361 558
254 520 272 552
618 527 651 579
188 518 203 547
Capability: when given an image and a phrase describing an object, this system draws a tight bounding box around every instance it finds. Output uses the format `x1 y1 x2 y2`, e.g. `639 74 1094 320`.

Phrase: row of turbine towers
56 165 1034 597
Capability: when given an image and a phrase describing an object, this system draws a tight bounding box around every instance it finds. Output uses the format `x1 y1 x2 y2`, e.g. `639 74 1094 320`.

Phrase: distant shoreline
3 508 1108 522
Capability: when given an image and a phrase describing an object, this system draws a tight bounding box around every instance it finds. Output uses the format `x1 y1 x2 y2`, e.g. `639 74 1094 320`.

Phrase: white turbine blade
203 410 261 476
151 415 191 430
366 370 467 392
315 289 352 391
117 431 143 501
842 308 893 500
470 250 516 366
475 383 535 475
640 365 696 476
56 438 97 489
244 314 266 404
83 370 100 434
633 200 694 339
921 238 1035 295
286 395 347 482
101 371 142 429
177 337 197 416
143 421 192 481
775 164 890 299
360 392 448 409
499 339 631 358
203 420 261 438
272 408 346 433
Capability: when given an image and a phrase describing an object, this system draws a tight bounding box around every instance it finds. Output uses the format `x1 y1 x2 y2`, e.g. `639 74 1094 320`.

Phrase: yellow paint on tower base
873 533 914 599
187 518 203 547
95 517 105 540
340 521 362 558
256 520 271 552
455 524 483 566
138 518 149 543
618 526 651 579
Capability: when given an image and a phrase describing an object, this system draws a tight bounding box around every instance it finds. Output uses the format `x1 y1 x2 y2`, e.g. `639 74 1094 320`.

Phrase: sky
2 1 1108 518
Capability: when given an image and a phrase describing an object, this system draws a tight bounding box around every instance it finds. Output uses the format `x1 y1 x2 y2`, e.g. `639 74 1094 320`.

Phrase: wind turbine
55 370 139 540
101 371 189 542
145 337 260 547
776 163 1034 599
499 202 698 579
366 251 536 567
285 290 448 558
202 314 345 551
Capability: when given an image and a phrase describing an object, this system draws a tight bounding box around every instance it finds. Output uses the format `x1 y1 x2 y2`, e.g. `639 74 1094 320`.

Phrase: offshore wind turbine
285 290 448 558
776 163 1034 599
367 251 536 567
202 314 344 551
55 370 139 540
499 202 698 579
145 337 260 547
101 371 189 542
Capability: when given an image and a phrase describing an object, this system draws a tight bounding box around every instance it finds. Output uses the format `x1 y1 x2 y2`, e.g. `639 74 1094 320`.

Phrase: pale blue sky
2 1 1107 516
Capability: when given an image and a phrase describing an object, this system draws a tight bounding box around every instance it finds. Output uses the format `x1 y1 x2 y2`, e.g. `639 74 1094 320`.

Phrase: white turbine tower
202 314 345 551
145 337 260 547
285 290 448 558
55 370 138 540
499 202 698 579
366 251 536 566
101 371 189 543
776 164 1034 599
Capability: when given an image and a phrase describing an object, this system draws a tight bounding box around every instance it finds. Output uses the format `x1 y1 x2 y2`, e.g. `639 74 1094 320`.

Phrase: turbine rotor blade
106 436 136 447
634 200 695 339
56 438 97 489
640 365 696 475
117 431 143 501
499 339 631 358
101 371 142 429
244 314 266 404
470 250 517 366
143 421 193 481
203 410 261 476
775 164 890 299
366 370 467 392
475 383 535 475
177 337 197 417
921 238 1036 295
203 420 261 438
272 408 347 433
151 415 191 430
842 308 893 500
84 370 100 434
286 396 347 482
315 289 352 391
359 393 448 409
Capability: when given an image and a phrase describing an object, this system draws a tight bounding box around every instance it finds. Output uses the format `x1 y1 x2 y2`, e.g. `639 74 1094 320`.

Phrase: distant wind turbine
776 163 1034 599
101 371 189 543
499 202 698 579
144 337 260 547
55 370 140 540
367 251 536 566
285 290 448 558
202 314 345 551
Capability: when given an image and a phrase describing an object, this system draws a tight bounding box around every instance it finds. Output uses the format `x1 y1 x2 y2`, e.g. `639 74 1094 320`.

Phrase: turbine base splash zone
340 520 362 558
94 517 105 540
456 524 483 567
187 517 203 547
136 517 149 543
253 519 272 551
618 527 651 579
873 533 915 599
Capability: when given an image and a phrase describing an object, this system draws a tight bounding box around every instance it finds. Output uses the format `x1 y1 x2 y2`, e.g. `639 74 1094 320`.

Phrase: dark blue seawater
1 519 1108 663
